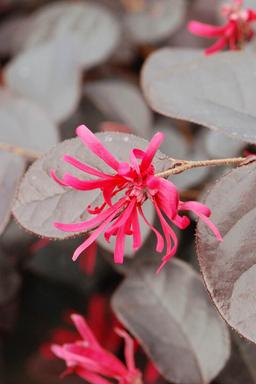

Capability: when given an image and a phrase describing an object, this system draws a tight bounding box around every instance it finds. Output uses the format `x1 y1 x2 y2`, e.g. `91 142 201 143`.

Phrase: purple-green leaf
142 48 256 143
112 257 230 384
197 161 256 344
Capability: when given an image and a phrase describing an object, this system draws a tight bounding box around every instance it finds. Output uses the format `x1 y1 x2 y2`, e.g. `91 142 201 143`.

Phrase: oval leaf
125 0 186 44
0 151 25 236
205 130 245 159
4 39 81 123
142 48 256 143
84 80 153 138
0 88 59 152
197 161 256 343
112 257 230 384
216 336 255 384
155 119 210 190
25 1 120 69
13 132 171 239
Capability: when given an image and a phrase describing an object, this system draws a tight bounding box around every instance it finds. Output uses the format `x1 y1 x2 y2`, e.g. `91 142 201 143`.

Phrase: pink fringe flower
188 0 256 55
51 314 142 384
52 125 222 273
40 295 121 360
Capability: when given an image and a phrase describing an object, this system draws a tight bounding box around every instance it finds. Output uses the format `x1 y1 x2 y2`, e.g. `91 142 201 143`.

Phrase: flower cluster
37 295 159 384
40 295 122 360
52 125 221 273
188 0 256 54
51 313 142 384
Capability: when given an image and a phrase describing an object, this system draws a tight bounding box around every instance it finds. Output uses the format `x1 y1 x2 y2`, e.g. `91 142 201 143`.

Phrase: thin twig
120 0 145 12
0 142 41 160
156 157 247 178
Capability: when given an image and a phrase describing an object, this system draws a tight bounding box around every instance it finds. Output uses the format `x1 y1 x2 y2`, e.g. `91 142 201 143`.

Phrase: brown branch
120 0 145 12
0 142 41 161
156 157 248 178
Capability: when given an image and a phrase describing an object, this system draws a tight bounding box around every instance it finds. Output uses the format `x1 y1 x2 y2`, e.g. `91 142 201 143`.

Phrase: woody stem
120 0 145 12
155 157 248 178
0 142 41 161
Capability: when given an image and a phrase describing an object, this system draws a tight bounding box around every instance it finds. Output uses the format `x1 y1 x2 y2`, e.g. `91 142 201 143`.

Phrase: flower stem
156 156 251 178
0 142 41 161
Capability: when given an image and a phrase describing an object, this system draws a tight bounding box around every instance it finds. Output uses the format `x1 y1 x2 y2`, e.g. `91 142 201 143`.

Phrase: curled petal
62 174 115 191
131 208 142 251
140 132 164 173
138 205 164 253
130 149 141 175
188 21 227 37
115 328 136 372
180 201 222 241
51 344 99 371
76 125 120 171
104 199 136 243
114 227 126 264
153 178 179 219
72 209 121 261
71 314 101 349
153 201 178 273
205 36 227 55
50 169 68 186
63 155 111 178
54 198 126 233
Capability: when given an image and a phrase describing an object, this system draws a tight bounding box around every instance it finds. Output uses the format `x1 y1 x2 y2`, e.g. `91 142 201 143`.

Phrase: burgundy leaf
84 80 153 138
196 161 256 343
141 48 256 143
124 0 186 44
112 257 230 384
0 88 59 152
0 151 25 236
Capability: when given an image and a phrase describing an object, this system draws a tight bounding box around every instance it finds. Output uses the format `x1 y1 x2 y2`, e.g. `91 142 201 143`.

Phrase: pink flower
52 125 222 273
51 314 142 384
40 295 121 361
188 0 256 54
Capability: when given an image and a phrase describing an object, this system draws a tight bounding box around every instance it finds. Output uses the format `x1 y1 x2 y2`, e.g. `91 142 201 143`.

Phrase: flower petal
153 177 179 220
54 198 126 233
115 328 136 372
205 36 227 55
62 174 115 191
50 169 68 186
140 132 164 173
71 314 101 349
72 209 121 261
138 205 164 253
76 125 120 171
114 227 126 264
188 21 226 37
180 201 222 241
63 154 112 178
131 207 142 251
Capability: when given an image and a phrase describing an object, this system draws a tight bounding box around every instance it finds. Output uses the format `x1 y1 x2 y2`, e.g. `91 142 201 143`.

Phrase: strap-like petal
188 21 227 37
76 125 120 171
140 132 164 173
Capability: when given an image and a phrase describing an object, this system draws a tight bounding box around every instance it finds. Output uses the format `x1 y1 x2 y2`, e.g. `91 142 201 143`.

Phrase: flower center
126 183 147 204
222 1 249 21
